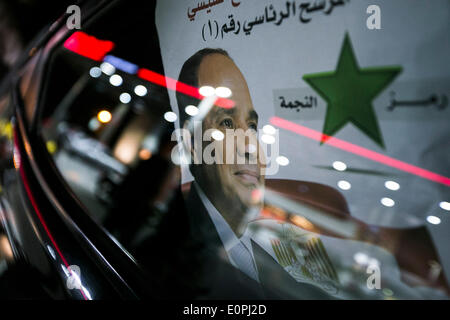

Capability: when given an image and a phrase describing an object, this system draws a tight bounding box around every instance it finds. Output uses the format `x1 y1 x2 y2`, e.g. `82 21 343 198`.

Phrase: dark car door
0 0 176 300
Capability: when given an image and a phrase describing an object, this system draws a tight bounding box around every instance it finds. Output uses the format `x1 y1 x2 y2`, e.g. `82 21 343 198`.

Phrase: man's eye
220 119 234 129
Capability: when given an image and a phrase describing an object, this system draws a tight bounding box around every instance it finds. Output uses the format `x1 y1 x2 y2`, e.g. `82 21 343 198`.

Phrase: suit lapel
185 186 266 299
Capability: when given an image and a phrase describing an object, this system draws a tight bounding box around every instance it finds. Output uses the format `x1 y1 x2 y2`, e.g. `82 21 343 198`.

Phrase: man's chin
232 178 263 204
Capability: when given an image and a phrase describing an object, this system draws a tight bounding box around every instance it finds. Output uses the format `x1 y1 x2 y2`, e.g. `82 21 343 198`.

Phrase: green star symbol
302 33 402 148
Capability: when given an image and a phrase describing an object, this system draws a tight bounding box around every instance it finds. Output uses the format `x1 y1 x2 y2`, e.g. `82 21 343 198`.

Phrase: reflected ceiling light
100 62 115 76
134 85 147 96
97 110 112 123
354 252 369 265
385 180 400 191
261 134 275 145
381 197 395 207
211 130 224 141
263 124 276 135
139 149 152 160
439 201 450 211
276 156 289 166
199 86 215 97
427 215 441 225
332 161 347 171
337 180 351 190
89 67 101 78
109 74 123 87
185 105 199 116
215 86 232 98
164 111 177 123
119 92 131 104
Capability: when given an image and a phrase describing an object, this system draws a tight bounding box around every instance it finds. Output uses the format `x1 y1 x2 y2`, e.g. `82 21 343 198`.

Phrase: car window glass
38 0 450 299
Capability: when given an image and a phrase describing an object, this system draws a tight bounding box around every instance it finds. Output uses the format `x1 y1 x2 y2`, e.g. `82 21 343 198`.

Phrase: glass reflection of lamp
97 110 112 123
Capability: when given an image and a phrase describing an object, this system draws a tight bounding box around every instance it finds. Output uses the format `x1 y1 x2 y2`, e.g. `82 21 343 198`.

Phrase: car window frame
14 0 164 298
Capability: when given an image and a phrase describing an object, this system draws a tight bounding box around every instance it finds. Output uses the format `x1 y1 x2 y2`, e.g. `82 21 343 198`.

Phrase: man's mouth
234 170 260 185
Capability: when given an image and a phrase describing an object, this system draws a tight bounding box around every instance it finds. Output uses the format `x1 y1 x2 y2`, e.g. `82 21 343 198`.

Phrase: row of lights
91 67 280 169
199 85 232 98
164 86 231 123
428 201 450 225
90 64 149 99
334 161 399 191
93 67 232 102
162 105 199 124
162 86 227 125
332 160 448 225
88 64 153 130
90 63 281 167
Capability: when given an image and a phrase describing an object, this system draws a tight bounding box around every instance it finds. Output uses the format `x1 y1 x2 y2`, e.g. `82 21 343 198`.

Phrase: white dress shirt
194 183 260 282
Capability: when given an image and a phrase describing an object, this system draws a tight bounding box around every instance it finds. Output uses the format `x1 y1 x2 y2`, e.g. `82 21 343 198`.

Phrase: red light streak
62 31 234 109
137 68 234 109
270 116 450 187
64 31 115 61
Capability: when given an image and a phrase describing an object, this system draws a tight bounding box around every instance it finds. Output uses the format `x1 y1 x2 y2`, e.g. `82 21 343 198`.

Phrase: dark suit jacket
181 185 336 299
134 178 448 298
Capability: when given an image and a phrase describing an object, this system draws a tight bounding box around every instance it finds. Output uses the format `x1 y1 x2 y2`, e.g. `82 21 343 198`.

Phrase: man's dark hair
176 48 231 128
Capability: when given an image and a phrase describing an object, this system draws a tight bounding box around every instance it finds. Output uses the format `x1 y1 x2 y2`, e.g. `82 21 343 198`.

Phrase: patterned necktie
228 241 260 283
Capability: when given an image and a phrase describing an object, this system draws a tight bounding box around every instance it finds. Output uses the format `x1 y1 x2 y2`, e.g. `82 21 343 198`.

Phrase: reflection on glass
134 84 147 97
37 2 450 300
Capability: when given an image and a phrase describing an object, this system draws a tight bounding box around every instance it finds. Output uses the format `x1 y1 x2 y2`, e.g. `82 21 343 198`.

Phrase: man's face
194 54 265 211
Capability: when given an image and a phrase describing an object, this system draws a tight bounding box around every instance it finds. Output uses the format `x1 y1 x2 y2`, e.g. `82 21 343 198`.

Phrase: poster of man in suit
155 0 450 299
